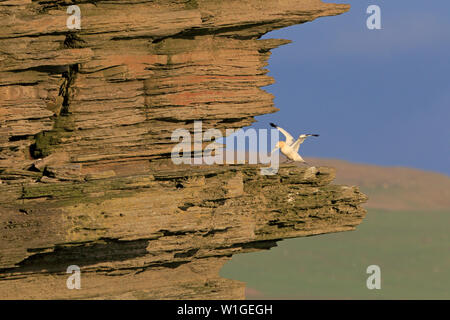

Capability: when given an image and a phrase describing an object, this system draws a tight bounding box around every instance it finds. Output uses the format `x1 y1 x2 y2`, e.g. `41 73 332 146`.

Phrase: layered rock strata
0 164 367 299
0 0 366 299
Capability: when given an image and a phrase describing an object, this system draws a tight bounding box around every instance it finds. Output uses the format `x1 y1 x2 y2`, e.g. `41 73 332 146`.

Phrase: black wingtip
269 122 277 128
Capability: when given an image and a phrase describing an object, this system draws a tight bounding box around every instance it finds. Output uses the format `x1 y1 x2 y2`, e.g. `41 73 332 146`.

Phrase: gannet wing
292 134 319 152
270 123 294 145
292 138 305 153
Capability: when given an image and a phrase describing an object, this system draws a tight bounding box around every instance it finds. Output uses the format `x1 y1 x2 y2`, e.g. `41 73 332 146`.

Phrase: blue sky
249 0 450 175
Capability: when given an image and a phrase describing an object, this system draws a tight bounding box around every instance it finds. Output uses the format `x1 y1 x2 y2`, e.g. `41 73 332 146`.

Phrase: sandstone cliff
0 0 366 299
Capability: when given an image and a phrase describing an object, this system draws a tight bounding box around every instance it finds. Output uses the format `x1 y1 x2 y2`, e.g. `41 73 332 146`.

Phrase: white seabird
270 123 319 163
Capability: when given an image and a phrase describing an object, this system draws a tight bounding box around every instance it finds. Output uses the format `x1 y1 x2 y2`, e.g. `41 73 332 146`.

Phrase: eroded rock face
0 164 367 299
0 0 349 172
0 0 366 299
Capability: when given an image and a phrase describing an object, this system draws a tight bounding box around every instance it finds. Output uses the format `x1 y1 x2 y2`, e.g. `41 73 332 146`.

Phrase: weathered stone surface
0 0 366 299
0 164 367 299
0 0 350 175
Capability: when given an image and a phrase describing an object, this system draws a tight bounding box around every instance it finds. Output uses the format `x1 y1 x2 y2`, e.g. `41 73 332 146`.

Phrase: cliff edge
0 0 367 299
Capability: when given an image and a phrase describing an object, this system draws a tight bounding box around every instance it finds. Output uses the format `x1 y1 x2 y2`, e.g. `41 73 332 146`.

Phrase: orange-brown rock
0 0 366 299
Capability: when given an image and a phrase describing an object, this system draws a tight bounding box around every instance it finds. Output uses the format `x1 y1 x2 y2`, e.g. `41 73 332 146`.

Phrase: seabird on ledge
270 123 319 163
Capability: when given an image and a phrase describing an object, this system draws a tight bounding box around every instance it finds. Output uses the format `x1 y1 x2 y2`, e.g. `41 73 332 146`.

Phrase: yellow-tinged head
275 141 286 149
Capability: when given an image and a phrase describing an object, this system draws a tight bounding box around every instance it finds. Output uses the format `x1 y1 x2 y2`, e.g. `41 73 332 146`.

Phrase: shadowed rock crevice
0 238 150 274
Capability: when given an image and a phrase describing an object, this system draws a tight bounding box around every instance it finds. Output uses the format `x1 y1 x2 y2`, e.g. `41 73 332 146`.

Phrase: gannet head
275 141 285 149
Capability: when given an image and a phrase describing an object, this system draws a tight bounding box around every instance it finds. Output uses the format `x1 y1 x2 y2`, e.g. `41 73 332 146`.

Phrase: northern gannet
270 123 319 163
